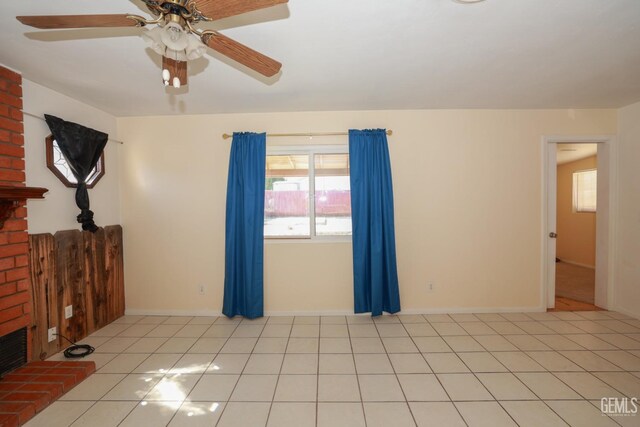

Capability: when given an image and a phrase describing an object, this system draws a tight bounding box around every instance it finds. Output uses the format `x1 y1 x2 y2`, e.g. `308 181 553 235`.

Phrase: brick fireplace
0 65 32 362
0 65 115 426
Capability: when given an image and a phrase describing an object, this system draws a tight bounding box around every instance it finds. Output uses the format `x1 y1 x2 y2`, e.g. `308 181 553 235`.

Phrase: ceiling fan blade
203 32 282 77
16 14 138 29
195 0 288 21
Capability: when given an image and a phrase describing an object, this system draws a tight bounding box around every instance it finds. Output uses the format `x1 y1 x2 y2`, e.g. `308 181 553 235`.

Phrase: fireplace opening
0 326 28 378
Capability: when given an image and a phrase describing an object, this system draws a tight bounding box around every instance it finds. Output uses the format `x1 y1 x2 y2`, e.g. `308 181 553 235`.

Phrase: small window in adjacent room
45 135 105 188
572 169 597 213
265 148 352 239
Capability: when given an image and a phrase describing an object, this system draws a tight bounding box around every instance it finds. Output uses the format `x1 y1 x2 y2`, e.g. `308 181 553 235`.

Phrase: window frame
265 144 351 243
572 168 597 213
45 134 105 189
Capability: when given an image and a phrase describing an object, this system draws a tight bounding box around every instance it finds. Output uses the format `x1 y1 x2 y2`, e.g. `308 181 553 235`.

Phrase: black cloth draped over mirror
44 114 108 233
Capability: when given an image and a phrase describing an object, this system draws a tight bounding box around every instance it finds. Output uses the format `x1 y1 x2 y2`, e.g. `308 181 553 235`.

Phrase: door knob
549 232 557 238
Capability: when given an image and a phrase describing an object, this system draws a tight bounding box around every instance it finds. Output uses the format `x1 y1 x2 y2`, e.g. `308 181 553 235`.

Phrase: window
45 135 105 188
573 169 597 213
264 147 351 238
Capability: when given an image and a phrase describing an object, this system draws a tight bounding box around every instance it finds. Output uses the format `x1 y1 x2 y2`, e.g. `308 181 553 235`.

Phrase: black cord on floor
56 334 95 359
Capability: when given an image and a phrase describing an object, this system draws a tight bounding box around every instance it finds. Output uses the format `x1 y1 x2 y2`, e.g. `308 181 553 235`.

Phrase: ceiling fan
16 0 288 88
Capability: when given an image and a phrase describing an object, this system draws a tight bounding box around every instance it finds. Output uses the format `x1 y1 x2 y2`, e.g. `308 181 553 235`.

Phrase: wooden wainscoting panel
28 226 125 360
54 230 85 343
28 234 58 361
104 225 125 322
83 228 107 332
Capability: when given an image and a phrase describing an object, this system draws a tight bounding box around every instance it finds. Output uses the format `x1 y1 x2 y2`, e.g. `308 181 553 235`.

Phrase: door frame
541 135 618 310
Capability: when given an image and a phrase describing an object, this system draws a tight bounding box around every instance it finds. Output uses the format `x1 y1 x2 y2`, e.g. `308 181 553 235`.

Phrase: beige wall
117 109 617 315
616 101 640 318
556 155 597 267
23 79 121 234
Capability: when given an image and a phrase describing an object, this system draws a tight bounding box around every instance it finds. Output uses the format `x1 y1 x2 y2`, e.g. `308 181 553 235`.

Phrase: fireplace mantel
0 186 48 229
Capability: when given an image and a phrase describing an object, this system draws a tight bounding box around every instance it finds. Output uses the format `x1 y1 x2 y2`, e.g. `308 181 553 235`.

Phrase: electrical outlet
198 284 205 295
427 282 435 293
64 305 73 319
48 327 57 342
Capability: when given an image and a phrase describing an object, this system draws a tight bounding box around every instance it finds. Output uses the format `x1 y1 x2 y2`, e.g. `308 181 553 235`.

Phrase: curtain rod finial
222 133 232 140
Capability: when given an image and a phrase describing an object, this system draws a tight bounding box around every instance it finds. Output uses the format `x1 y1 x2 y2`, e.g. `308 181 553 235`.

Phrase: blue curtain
222 132 266 319
349 129 401 316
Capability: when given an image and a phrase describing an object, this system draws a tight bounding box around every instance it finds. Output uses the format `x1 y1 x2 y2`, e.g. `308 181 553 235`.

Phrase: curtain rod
221 130 393 140
23 111 125 145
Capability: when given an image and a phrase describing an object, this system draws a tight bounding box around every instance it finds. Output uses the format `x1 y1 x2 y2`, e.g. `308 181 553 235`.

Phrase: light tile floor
25 311 640 427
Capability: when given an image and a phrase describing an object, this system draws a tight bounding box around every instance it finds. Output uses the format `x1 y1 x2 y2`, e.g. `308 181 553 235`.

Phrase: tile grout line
316 317 330 427
264 316 294 426
346 315 368 427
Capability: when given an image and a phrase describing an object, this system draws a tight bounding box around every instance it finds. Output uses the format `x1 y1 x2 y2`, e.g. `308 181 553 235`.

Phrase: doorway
542 136 616 311
554 144 598 310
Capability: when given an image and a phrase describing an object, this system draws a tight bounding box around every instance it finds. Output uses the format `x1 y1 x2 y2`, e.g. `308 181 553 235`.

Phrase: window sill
265 237 352 245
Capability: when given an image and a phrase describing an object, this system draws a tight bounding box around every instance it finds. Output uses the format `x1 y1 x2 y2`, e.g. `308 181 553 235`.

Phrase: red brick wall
0 65 31 358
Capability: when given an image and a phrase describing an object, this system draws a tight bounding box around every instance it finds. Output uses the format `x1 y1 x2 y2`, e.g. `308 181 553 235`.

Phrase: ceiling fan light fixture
143 25 207 62
160 22 188 51
142 26 165 54
185 36 207 60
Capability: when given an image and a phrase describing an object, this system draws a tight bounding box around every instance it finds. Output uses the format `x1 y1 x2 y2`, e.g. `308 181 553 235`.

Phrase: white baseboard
125 308 222 317
396 306 546 314
557 258 596 269
610 305 640 320
265 310 360 316
126 305 546 317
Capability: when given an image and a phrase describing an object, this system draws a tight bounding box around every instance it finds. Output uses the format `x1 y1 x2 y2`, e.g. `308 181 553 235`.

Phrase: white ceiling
1 0 640 117
556 143 598 165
